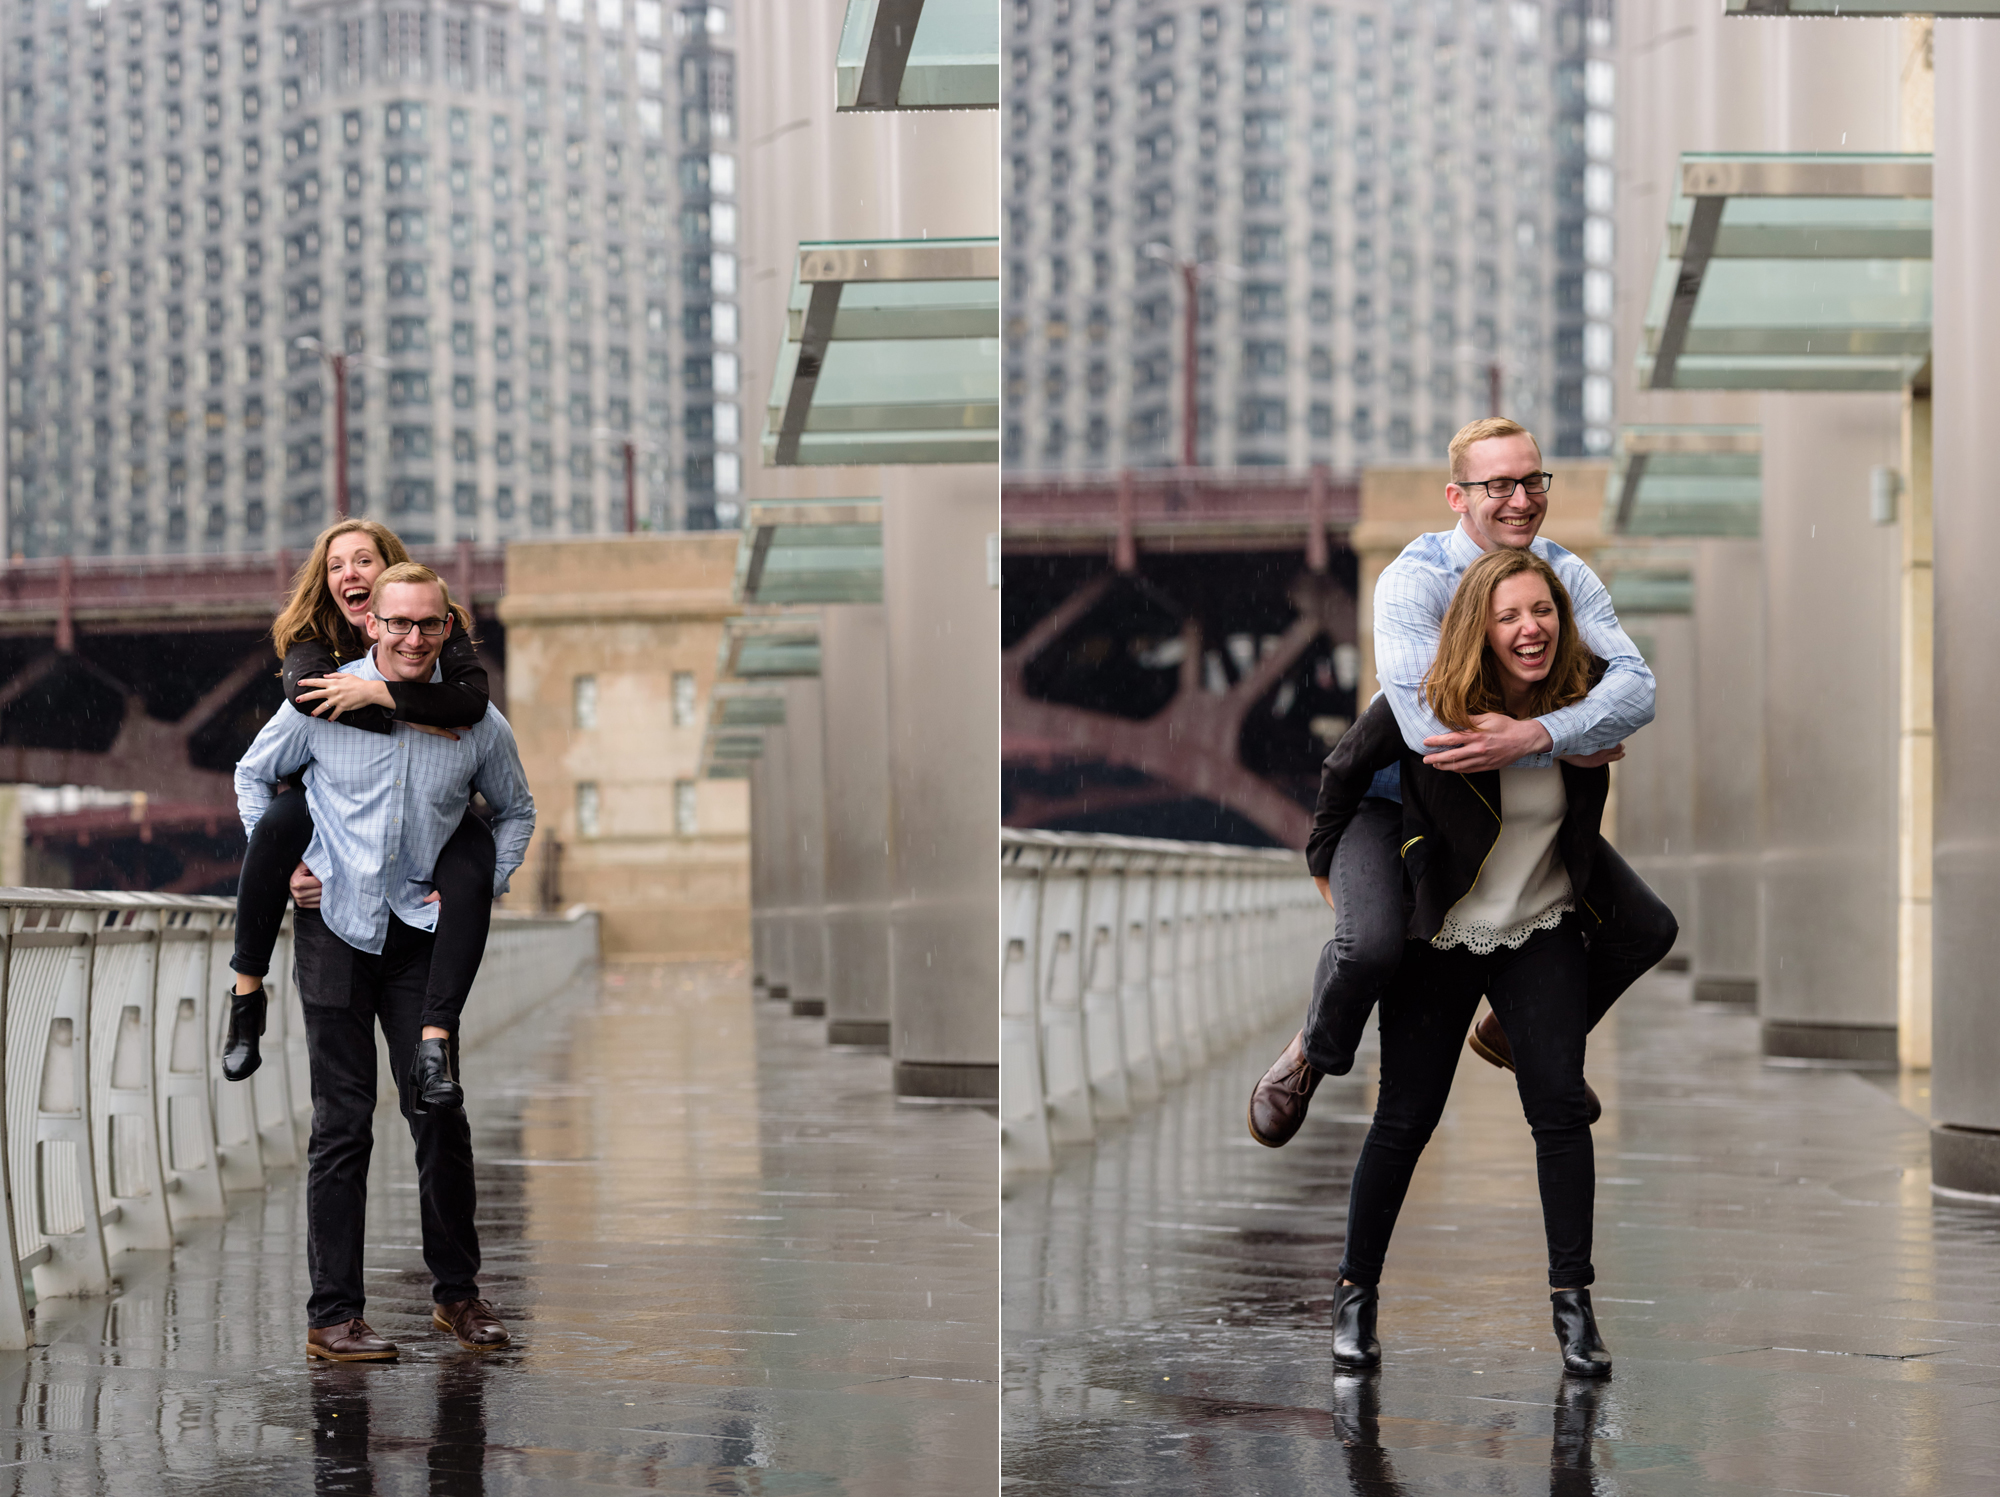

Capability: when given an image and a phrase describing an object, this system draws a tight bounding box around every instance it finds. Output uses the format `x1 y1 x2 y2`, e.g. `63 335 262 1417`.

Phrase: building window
573 674 598 730
674 780 697 837
671 670 697 727
576 781 600 838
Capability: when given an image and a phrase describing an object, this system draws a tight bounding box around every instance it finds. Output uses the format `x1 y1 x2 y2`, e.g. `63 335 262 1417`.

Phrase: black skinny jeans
231 787 497 1035
295 910 480 1326
1337 916 1596 1290
1301 797 1679 1074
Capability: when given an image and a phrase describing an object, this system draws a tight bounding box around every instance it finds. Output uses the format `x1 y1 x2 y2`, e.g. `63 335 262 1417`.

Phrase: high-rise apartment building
1004 0 1614 474
2 0 739 558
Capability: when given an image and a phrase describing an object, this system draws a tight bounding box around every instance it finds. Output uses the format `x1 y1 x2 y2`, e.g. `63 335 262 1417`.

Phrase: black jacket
1305 677 1611 942
281 626 488 735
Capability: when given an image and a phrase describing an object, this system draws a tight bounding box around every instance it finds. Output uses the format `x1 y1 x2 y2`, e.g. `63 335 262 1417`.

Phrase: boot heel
221 986 267 1083
1332 1282 1381 1369
1551 1288 1613 1377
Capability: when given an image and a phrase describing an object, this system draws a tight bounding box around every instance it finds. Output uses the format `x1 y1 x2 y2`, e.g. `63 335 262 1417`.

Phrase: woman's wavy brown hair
1422 547 1593 731
269 519 413 661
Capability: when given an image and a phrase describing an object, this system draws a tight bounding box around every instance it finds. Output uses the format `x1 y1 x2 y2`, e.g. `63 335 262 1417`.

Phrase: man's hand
1560 743 1626 768
290 861 323 909
1422 713 1554 772
422 889 442 906
406 722 461 741
1312 875 1335 912
296 673 393 721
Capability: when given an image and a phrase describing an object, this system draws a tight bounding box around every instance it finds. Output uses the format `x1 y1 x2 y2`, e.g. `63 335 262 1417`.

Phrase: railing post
89 907 174 1254
1117 846 1161 1108
251 917 302 1169
1079 848 1130 1124
206 912 267 1194
12 907 115 1299
1000 841 1053 1175
0 925 33 1348
1038 847 1095 1146
156 908 227 1225
1150 865 1187 1087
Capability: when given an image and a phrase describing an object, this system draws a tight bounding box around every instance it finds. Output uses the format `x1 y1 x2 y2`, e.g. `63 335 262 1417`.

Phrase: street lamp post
590 426 652 533
1141 243 1241 470
294 338 385 520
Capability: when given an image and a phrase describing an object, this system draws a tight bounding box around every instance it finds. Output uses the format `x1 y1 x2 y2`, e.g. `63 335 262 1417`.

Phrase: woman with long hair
1306 546 1621 1378
222 518 496 1112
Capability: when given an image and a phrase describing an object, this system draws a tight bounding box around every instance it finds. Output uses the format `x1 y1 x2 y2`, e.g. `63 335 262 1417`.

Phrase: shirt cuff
1532 713 1571 760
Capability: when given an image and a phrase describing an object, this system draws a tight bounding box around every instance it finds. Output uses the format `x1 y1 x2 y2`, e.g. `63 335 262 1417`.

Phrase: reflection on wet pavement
0 963 996 1493
1005 967 2000 1495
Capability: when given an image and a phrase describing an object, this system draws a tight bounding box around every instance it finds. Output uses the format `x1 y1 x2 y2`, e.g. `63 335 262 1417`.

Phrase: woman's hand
406 723 461 741
1422 713 1554 772
1313 875 1335 912
1559 743 1626 768
297 673 394 720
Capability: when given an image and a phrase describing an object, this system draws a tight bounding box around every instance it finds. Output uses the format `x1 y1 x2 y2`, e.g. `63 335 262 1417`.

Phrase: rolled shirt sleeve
232 703 314 838
469 711 537 897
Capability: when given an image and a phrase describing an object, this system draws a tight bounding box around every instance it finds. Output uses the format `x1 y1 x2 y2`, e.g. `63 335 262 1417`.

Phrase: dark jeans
233 787 498 1034
1337 917 1596 1289
295 909 481 1327
1301 797 1679 1074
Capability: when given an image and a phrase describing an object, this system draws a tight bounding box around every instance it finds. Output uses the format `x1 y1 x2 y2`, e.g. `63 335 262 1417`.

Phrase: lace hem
1429 896 1574 955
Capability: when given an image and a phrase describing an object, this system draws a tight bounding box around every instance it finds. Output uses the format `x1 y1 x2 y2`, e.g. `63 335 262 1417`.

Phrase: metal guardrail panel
0 889 601 1349
1000 833 1325 1176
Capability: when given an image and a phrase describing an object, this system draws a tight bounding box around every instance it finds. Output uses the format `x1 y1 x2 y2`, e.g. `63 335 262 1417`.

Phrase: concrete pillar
1927 20 2000 1195
1756 395 1902 1067
782 677 830 1017
820 605 892 1048
757 716 796 1003
749 746 773 995
1613 610 1694 969
883 478 999 1102
1690 540 1764 1007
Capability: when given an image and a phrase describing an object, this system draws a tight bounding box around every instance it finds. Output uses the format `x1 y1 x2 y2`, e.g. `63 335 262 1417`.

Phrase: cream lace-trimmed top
1430 766 1574 953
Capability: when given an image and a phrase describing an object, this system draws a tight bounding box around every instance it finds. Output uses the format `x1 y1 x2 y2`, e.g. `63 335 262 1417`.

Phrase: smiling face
365 579 453 682
1448 432 1548 552
326 529 389 631
1486 570 1560 702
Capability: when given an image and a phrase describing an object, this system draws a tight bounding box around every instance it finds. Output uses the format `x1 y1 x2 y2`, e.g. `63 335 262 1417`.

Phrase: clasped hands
1421 713 1625 773
296 676 460 739
288 863 448 1040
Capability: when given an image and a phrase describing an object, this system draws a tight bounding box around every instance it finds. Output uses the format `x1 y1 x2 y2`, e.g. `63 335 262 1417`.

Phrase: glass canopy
733 499 884 606
836 0 1000 111
710 684 788 728
1604 426 1761 538
1728 0 2000 13
1640 154 1931 392
719 615 822 679
762 239 999 467
1609 570 1695 616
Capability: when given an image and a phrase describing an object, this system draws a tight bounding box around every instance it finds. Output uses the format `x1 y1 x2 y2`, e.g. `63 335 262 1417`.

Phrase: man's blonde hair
1448 417 1541 481
370 562 474 633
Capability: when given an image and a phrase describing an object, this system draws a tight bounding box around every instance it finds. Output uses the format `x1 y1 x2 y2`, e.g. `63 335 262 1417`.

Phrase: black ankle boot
1332 1282 1381 1369
221 986 266 1082
408 1037 464 1114
1550 1289 1612 1377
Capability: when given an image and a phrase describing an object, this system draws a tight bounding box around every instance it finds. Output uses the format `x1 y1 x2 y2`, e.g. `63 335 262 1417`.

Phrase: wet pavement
1004 966 2000 1495
0 962 997 1494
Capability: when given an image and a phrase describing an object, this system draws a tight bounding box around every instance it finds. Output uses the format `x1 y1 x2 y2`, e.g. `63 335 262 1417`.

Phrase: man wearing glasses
1250 417 1678 1145
235 562 535 1361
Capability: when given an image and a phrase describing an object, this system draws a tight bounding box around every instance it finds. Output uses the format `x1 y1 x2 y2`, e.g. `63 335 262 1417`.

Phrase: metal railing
1001 831 1325 1175
0 890 598 1349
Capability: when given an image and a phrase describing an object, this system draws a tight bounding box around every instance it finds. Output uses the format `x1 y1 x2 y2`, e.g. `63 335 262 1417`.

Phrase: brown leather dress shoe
434 1297 511 1350
306 1318 398 1361
1469 1011 1602 1125
1248 1030 1322 1147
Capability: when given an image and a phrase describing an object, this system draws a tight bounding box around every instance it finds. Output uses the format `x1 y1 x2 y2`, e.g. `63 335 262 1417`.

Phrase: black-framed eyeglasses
373 613 449 637
1456 471 1554 499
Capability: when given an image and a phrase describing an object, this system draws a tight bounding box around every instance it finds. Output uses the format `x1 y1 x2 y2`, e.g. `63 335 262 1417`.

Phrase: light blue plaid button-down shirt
1374 522 1655 770
233 647 537 956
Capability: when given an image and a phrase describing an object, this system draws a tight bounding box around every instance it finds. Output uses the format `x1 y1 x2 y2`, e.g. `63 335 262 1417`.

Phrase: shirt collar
344 645 443 684
1443 521 1488 571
